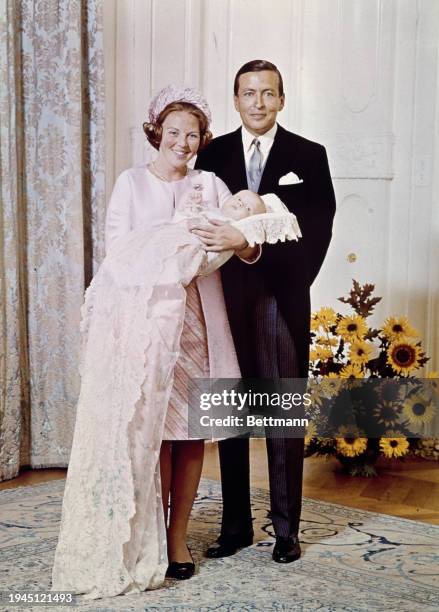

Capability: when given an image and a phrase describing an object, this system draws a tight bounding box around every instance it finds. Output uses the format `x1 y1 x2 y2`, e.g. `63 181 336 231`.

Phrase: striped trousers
218 294 304 540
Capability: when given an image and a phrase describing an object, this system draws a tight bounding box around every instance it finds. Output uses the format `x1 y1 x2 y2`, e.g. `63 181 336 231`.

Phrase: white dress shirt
238 124 278 264
241 123 278 170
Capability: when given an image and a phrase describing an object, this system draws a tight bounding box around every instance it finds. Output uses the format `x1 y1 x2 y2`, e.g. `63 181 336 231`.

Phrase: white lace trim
232 211 302 247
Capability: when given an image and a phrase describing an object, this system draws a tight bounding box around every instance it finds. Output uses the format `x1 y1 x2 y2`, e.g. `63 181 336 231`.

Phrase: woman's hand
190 219 247 252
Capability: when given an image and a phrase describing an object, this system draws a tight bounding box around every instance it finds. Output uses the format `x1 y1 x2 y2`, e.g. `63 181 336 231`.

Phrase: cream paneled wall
103 0 439 366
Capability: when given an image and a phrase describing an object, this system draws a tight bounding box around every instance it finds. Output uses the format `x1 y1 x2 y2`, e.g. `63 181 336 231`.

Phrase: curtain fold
0 0 105 481
0 0 30 480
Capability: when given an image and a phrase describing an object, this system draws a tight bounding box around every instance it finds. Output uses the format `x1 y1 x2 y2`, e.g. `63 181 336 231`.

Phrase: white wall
103 0 439 368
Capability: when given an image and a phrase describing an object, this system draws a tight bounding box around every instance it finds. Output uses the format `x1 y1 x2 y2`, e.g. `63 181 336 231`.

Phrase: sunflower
387 340 423 375
380 436 410 458
304 380 323 413
373 401 401 428
348 339 373 366
307 389 323 409
310 317 321 332
382 316 419 342
379 379 402 403
310 345 334 362
320 373 342 398
304 421 317 447
309 349 318 362
336 315 368 341
336 432 368 457
311 307 338 332
403 394 436 425
339 363 364 379
316 336 339 347
337 425 362 437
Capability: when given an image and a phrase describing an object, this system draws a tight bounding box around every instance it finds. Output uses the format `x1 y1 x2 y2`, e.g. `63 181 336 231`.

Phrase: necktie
248 138 262 191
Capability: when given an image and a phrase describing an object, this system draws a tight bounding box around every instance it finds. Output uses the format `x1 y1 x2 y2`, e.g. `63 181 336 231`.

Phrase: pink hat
148 85 212 126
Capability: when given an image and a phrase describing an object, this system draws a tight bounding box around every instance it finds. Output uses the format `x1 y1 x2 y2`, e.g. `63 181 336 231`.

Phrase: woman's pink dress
165 280 209 439
106 166 238 439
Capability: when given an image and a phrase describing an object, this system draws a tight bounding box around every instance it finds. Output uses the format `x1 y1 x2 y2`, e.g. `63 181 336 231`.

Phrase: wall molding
324 133 394 179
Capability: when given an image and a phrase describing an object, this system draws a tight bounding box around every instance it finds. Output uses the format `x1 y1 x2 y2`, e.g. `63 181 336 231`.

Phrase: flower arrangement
306 281 438 476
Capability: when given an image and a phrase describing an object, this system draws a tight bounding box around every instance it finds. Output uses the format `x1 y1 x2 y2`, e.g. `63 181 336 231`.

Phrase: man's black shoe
205 534 253 558
272 535 301 563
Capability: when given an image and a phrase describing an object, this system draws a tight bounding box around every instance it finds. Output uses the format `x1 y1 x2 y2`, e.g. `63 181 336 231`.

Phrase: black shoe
166 548 195 580
205 533 253 559
272 535 301 563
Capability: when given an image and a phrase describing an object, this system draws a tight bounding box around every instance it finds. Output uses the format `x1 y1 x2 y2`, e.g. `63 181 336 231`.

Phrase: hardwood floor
2 440 438 524
204 440 439 524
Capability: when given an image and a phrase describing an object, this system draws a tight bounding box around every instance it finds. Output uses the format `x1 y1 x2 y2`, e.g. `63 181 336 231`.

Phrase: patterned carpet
1 478 439 611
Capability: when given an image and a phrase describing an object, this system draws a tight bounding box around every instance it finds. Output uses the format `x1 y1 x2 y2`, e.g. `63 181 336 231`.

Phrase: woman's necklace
150 161 188 182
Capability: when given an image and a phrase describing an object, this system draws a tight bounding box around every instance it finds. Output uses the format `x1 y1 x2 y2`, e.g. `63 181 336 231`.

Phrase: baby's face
221 190 266 221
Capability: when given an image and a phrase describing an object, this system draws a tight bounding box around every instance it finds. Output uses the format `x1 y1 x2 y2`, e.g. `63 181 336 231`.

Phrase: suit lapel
225 125 302 194
224 127 248 192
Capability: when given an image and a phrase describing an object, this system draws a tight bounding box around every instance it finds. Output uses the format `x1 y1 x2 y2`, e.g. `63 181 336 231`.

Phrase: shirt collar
241 123 278 152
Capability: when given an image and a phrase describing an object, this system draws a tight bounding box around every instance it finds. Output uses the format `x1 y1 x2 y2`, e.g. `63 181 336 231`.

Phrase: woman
51 85 256 600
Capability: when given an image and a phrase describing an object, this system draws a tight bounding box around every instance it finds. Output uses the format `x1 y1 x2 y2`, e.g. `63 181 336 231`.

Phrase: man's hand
190 219 248 252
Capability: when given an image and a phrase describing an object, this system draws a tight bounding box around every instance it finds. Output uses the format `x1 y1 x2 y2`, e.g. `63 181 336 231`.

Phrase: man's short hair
234 60 284 97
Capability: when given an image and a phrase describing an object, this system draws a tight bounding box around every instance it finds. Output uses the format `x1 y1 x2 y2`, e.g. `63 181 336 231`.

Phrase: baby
220 189 267 220
172 187 301 276
175 188 301 242
174 188 265 224
102 186 301 283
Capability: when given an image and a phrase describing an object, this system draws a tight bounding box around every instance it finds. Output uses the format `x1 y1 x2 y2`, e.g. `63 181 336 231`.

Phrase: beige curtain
0 0 105 481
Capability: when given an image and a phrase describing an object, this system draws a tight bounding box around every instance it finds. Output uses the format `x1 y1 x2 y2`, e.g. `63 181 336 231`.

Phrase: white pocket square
278 171 303 185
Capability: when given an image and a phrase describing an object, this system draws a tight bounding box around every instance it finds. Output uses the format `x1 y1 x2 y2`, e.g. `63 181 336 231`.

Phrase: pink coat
105 165 241 378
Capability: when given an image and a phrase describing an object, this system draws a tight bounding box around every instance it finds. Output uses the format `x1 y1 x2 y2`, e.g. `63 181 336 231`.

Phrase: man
194 60 336 563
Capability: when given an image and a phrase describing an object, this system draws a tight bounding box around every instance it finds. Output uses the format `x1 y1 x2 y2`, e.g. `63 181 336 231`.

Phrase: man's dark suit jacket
195 124 336 379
